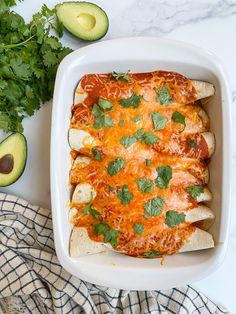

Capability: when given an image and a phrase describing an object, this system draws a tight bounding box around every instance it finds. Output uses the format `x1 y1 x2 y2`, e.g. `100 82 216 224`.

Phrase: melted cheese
69 70 211 257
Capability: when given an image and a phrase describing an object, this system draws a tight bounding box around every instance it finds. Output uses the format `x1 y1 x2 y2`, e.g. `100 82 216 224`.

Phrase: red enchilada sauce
69 70 211 257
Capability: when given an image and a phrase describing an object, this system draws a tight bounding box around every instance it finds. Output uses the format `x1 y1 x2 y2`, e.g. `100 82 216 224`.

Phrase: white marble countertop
1 0 236 312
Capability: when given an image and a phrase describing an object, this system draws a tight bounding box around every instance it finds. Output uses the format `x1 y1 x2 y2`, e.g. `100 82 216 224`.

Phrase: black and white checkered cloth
0 193 229 314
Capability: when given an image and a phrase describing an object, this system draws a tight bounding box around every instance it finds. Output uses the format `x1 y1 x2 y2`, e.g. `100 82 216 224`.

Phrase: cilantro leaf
144 251 160 258
172 111 186 126
136 178 154 193
188 140 197 147
91 148 102 160
134 128 146 142
156 85 173 105
44 36 62 50
151 112 167 130
144 131 158 145
134 128 159 145
120 136 137 148
91 104 102 117
10 57 32 79
134 223 144 234
117 184 134 205
93 115 114 129
155 166 172 189
43 50 58 67
131 114 141 123
94 223 119 247
119 93 142 109
107 157 125 176
165 211 185 228
186 185 203 199
98 97 113 110
144 196 165 218
146 159 152 167
94 222 109 235
118 120 125 126
83 204 100 220
112 70 131 82
92 98 114 129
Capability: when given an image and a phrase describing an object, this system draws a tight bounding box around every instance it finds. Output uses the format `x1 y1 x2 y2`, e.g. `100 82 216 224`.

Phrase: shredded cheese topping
69 70 211 257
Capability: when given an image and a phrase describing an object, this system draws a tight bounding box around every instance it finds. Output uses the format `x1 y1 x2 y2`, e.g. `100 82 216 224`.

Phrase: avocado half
56 2 109 41
0 133 27 187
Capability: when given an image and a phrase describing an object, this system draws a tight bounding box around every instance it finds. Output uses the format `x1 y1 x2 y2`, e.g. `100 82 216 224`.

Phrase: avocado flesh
0 133 27 187
56 2 109 41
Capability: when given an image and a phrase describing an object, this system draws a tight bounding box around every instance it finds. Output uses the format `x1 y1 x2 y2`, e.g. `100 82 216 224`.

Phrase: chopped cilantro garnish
172 111 186 126
134 223 144 234
117 185 134 205
98 97 113 110
165 211 185 228
92 97 114 129
131 114 142 123
144 251 160 258
93 115 114 129
91 104 102 117
119 93 142 109
134 128 145 142
118 120 125 126
144 196 165 218
188 140 197 147
93 223 119 247
91 148 102 160
151 112 167 130
83 203 100 220
136 178 154 193
120 136 137 148
134 128 158 145
146 159 152 167
144 131 159 145
107 157 125 176
155 166 172 189
112 70 131 82
156 85 173 105
186 185 203 199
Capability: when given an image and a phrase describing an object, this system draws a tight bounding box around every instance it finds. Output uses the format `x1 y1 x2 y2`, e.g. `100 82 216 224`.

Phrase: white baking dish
50 37 231 290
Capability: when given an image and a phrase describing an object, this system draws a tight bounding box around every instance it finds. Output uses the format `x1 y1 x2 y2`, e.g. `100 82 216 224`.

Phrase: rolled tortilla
72 183 96 204
69 227 112 257
179 228 214 253
74 90 87 105
74 77 214 104
191 80 215 100
195 187 212 202
69 226 214 257
198 109 209 126
201 132 215 157
204 168 209 184
69 128 100 151
73 156 91 169
185 205 214 225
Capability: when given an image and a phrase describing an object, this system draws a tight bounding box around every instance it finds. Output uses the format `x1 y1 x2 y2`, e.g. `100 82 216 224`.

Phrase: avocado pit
77 13 96 31
0 154 14 174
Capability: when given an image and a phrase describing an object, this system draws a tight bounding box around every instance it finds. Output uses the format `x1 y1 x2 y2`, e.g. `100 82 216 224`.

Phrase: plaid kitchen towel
0 193 229 314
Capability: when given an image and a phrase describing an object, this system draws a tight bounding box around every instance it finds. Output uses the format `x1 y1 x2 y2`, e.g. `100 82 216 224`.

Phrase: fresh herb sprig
0 1 72 132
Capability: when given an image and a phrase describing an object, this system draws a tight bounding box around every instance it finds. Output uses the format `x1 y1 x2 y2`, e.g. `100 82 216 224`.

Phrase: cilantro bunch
0 0 72 132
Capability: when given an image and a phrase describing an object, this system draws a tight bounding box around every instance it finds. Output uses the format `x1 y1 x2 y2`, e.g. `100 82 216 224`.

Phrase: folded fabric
0 193 229 314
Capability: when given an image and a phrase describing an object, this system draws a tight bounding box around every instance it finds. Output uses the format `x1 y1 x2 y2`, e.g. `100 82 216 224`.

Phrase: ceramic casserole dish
50 37 231 290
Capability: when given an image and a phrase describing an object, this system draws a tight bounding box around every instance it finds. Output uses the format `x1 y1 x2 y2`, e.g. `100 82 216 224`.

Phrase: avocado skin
56 2 109 41
0 133 27 187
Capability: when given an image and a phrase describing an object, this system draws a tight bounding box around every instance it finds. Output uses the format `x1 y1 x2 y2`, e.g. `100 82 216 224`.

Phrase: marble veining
110 0 236 37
